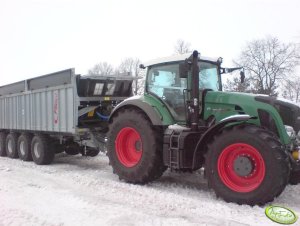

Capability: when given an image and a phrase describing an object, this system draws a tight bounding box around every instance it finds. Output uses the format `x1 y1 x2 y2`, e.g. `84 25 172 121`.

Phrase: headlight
285 125 296 139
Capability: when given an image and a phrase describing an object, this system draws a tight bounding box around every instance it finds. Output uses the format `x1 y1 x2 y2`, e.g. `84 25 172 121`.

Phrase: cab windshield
146 61 220 121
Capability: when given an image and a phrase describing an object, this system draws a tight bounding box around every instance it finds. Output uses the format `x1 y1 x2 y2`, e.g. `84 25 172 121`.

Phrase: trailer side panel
0 69 76 134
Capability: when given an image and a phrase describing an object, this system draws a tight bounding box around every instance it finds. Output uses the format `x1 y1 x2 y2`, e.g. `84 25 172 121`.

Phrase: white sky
0 0 299 86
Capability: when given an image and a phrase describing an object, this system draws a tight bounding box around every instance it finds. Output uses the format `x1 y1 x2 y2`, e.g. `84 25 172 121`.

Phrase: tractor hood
205 91 300 133
255 95 300 133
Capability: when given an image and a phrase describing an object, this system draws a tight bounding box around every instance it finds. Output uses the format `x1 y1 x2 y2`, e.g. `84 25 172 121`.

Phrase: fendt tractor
0 51 300 205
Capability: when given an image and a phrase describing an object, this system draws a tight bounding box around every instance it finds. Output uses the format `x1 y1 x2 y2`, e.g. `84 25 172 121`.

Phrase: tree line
87 58 142 95
87 37 300 102
86 39 192 95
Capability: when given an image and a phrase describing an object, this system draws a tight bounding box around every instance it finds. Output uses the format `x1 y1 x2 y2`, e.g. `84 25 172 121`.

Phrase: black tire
65 143 81 155
289 171 300 185
53 144 65 154
107 108 167 184
17 134 33 161
85 147 100 157
6 133 19 159
0 132 7 157
48 137 65 154
206 124 290 205
31 135 55 165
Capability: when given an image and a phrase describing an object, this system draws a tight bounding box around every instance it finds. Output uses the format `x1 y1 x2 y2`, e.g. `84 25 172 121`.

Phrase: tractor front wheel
206 125 290 205
107 108 166 184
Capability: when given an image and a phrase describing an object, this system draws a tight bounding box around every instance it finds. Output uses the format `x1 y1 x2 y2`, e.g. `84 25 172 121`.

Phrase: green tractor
107 50 300 205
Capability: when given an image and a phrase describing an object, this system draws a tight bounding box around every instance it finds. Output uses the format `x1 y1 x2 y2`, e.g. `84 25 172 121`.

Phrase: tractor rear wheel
107 108 166 184
206 125 290 205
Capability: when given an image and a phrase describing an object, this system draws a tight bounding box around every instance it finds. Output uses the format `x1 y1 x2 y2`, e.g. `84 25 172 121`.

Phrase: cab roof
143 52 220 67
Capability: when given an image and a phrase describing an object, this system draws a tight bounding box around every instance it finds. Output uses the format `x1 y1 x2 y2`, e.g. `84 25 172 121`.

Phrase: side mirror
240 71 245 84
179 59 190 78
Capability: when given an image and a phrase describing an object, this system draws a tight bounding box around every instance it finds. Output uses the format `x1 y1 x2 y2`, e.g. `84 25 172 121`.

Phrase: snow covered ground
0 153 299 226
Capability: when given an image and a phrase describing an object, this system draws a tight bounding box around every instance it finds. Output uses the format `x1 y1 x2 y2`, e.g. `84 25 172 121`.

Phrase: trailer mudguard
109 96 163 125
192 114 253 169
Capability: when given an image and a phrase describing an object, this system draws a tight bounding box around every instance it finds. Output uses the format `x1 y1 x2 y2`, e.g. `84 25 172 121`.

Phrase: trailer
0 68 134 164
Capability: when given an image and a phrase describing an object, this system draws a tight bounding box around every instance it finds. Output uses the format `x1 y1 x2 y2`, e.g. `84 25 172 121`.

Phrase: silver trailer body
0 69 76 134
0 68 133 136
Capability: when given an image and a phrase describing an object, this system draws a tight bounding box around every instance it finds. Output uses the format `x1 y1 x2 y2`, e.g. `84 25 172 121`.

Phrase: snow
168 124 190 131
0 153 299 226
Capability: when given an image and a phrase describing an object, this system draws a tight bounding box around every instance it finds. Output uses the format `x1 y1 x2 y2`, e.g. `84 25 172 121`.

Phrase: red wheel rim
217 143 265 193
115 127 143 167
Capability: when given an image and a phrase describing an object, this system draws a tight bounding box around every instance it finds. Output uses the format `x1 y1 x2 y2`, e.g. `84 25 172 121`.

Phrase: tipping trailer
0 68 134 164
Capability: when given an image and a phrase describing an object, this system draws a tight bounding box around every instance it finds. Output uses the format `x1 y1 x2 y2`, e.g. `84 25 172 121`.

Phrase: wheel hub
34 143 41 158
135 141 142 151
7 139 13 154
20 141 25 156
217 143 266 193
115 127 143 167
233 156 253 177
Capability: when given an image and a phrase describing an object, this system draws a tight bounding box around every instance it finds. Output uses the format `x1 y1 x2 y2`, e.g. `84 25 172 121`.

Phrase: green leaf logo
265 205 298 225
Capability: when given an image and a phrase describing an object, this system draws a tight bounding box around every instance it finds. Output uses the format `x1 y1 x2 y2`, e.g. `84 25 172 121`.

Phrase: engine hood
255 95 300 132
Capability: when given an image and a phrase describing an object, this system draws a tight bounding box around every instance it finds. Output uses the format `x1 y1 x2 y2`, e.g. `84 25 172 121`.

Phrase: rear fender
109 98 163 125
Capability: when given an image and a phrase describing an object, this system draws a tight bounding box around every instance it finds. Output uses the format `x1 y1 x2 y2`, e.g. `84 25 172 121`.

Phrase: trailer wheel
206 125 290 205
31 135 55 165
289 171 300 185
0 132 7 157
53 143 65 154
65 143 81 155
85 147 100 157
107 108 166 184
17 134 33 161
6 133 19 159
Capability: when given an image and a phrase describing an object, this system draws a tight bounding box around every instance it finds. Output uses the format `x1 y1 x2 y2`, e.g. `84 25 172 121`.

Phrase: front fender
192 114 253 169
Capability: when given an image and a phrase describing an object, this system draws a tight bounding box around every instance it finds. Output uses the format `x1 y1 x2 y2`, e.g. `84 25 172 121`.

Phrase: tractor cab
144 54 221 122
143 52 243 128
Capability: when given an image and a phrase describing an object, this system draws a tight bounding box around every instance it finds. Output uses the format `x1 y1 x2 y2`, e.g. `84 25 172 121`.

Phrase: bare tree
88 62 114 76
117 58 139 75
136 69 146 95
224 76 251 93
282 75 300 103
234 36 300 96
174 39 191 54
117 58 141 95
